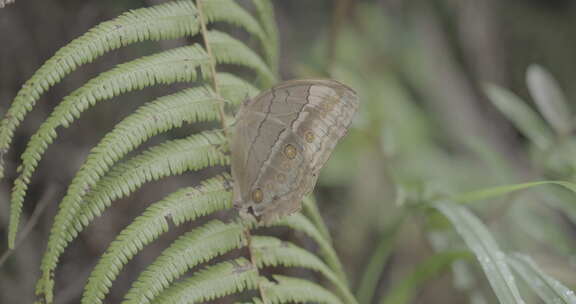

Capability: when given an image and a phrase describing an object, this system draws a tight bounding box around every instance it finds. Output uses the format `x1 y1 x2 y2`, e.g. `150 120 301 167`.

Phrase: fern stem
243 227 271 303
196 0 228 135
197 2 269 301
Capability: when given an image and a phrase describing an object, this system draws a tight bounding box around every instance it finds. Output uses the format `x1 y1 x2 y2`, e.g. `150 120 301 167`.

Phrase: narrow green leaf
527 65 573 136
434 201 526 304
452 180 576 204
507 253 576 304
485 84 553 150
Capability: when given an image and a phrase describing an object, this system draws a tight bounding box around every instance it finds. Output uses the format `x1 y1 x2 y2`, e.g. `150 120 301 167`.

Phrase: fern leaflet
149 258 260 304
262 275 344 304
37 131 228 302
251 236 357 304
82 175 232 304
8 44 212 248
123 220 246 304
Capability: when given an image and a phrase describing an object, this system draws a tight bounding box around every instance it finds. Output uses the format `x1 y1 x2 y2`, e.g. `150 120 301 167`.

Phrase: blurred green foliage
288 1 576 303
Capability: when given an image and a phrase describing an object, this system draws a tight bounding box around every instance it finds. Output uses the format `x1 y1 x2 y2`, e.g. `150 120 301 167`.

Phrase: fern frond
36 130 228 303
251 236 357 304
262 275 344 304
124 220 246 304
61 76 253 236
148 258 260 304
80 130 228 222
0 0 274 176
237 298 265 304
81 175 233 304
218 72 260 103
0 0 201 169
209 30 275 87
302 196 332 241
9 44 211 249
7 1 344 303
274 213 348 285
251 0 279 73
45 85 223 288
51 84 222 259
204 0 271 67
235 299 264 304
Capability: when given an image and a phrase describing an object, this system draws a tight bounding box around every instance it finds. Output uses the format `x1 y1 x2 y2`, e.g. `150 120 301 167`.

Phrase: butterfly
230 79 359 223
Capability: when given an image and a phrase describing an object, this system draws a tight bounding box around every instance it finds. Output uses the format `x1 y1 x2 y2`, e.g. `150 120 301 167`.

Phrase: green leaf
0 0 202 166
251 0 279 74
262 275 344 304
251 236 357 304
302 196 332 241
433 201 526 304
81 175 233 304
274 214 349 285
0 0 276 178
209 30 275 87
485 84 553 150
218 72 260 104
148 258 259 304
507 253 576 304
527 65 573 136
36 130 228 303
204 0 272 71
452 180 576 204
123 220 246 304
9 44 211 249
53 86 224 293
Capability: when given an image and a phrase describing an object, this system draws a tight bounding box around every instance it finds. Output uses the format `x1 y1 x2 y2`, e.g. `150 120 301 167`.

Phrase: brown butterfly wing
231 79 359 222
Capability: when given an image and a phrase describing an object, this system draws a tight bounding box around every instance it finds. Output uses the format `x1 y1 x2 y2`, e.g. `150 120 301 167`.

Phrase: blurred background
1 0 576 303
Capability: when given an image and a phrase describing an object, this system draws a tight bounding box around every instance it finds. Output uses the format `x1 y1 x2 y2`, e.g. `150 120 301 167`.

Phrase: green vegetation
0 1 575 303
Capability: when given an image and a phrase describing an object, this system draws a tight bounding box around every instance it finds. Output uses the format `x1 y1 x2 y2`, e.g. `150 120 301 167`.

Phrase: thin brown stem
196 0 228 136
196 1 267 302
243 227 270 303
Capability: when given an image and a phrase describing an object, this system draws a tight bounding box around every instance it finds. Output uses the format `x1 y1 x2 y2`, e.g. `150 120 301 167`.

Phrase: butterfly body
230 79 359 223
